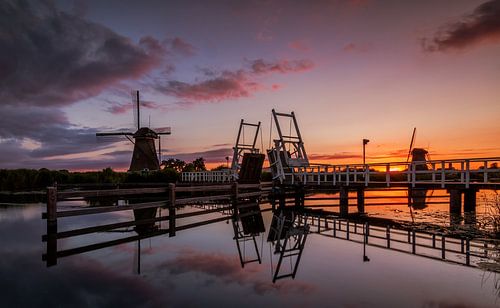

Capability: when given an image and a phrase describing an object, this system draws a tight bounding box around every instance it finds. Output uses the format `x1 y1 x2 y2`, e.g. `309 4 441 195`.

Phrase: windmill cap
134 127 158 138
411 148 428 155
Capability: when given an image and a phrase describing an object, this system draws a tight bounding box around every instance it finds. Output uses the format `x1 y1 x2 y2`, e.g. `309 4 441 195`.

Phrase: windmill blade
406 127 417 163
158 135 162 162
132 90 140 130
156 127 171 135
96 132 134 136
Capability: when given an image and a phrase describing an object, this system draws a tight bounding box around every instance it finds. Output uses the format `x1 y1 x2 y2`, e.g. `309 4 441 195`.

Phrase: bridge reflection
43 198 498 285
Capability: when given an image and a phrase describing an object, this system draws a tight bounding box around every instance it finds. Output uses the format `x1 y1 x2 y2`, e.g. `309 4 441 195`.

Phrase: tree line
0 157 209 192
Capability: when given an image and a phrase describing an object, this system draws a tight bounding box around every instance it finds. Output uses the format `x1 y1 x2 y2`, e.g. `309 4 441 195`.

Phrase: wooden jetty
42 181 271 266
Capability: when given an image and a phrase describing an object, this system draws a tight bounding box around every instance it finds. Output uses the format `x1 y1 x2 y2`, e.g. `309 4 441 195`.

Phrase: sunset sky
1 0 499 170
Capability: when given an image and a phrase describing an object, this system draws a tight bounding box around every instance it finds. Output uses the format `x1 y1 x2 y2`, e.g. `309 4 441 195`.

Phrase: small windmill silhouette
96 91 171 172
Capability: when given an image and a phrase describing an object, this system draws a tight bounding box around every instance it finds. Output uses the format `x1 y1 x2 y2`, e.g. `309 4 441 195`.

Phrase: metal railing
181 169 236 183
282 157 500 188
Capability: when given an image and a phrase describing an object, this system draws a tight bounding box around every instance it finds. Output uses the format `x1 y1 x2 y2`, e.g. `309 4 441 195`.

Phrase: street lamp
225 156 229 169
362 139 370 165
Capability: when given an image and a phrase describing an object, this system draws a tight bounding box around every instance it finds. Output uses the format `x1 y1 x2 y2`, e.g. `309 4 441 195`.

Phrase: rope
260 126 264 152
268 113 273 149
243 232 246 260
269 242 274 278
242 125 245 146
260 232 264 260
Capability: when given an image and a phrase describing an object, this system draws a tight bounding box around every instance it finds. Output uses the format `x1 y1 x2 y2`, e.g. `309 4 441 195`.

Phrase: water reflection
1 202 499 306
231 201 264 267
267 207 309 282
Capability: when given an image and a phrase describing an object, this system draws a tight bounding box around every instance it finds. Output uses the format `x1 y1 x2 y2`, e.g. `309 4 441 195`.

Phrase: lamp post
363 222 370 262
225 156 229 169
363 139 370 165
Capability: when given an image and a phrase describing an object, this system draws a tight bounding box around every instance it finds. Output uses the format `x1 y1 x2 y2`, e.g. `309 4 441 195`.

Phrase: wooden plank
175 194 232 205
43 215 170 241
57 187 168 199
175 206 233 219
238 183 262 189
176 216 230 231
174 185 231 192
44 216 231 261
43 200 168 219
47 230 170 259
44 205 238 241
237 191 263 198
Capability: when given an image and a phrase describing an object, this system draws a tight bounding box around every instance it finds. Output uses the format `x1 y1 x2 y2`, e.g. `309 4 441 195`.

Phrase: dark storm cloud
0 106 104 156
157 58 314 103
0 0 165 107
422 0 500 52
0 140 131 170
0 106 129 169
0 0 177 169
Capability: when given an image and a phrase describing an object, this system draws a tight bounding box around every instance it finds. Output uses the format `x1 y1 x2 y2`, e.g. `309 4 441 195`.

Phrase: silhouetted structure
96 90 171 172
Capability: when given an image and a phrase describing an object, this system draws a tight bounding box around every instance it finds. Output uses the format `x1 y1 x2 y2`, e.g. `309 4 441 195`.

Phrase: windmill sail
96 90 171 172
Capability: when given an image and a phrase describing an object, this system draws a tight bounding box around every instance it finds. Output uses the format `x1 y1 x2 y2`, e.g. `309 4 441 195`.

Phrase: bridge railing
181 169 236 183
284 157 500 187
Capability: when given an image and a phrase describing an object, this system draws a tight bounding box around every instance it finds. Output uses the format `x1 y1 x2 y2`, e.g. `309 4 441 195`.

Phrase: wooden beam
43 200 168 219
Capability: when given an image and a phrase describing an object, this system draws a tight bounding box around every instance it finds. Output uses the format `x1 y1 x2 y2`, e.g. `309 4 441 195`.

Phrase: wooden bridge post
463 189 477 213
231 182 239 212
356 187 365 214
46 186 58 266
448 189 462 215
169 183 176 237
339 186 349 218
278 186 285 209
294 185 305 207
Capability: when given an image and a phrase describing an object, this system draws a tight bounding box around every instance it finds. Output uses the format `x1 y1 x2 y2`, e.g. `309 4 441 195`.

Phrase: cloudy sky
1 0 499 170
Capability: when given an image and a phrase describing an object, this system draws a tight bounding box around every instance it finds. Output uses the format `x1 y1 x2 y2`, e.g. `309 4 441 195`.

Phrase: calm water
0 194 499 307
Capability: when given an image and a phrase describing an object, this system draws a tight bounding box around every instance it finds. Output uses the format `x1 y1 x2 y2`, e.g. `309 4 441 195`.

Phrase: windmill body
96 91 171 172
129 127 161 171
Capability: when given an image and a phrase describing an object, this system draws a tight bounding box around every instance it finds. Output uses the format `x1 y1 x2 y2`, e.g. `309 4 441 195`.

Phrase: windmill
96 91 171 172
406 127 431 212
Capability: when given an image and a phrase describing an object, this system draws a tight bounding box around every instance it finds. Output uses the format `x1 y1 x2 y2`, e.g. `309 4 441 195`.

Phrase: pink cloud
157 58 314 103
288 40 311 52
168 37 197 56
161 249 316 295
106 100 160 114
342 42 372 53
158 71 260 102
271 84 283 90
250 59 315 74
